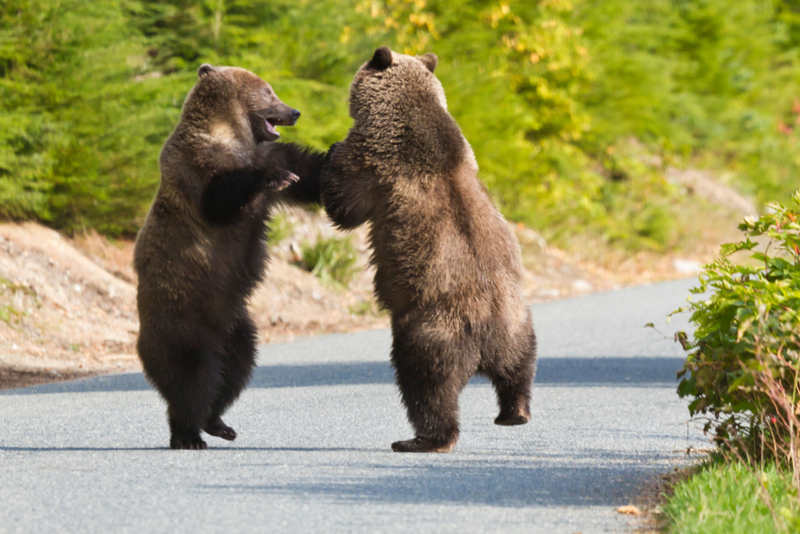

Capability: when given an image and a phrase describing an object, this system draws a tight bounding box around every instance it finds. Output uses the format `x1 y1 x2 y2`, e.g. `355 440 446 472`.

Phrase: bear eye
264 88 272 96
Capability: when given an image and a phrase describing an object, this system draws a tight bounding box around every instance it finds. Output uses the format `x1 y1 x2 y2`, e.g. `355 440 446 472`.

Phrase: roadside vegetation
664 463 800 533
2 0 800 256
299 233 359 287
668 191 800 533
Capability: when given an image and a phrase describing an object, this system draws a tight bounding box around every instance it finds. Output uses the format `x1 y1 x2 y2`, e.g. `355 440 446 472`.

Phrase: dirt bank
0 201 740 389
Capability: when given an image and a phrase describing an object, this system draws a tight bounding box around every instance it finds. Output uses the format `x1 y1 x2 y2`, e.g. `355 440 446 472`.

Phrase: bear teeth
265 119 280 137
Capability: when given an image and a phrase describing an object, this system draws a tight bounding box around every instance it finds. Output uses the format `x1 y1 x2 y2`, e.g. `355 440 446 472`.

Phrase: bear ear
367 47 393 71
418 53 438 73
198 64 217 78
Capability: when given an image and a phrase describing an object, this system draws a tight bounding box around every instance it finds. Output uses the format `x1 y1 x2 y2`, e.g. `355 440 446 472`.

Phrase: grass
266 213 294 245
0 277 34 325
0 304 24 325
664 462 800 533
300 233 358 287
348 298 386 317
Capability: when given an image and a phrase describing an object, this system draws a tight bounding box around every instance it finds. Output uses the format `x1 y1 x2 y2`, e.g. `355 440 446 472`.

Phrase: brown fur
320 48 537 453
135 64 325 449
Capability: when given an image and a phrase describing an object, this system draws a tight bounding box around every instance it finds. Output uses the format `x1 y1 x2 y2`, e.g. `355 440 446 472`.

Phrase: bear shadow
1 356 685 396
201 458 664 508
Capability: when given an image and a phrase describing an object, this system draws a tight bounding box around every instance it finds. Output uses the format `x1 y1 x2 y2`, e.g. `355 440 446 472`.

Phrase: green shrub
300 233 358 287
675 191 800 459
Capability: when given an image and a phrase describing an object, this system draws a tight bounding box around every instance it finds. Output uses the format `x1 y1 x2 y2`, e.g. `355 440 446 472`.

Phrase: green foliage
300 233 358 287
266 212 294 245
0 0 187 234
2 0 800 245
664 462 800 534
675 191 800 456
348 298 385 317
0 0 352 235
576 0 800 207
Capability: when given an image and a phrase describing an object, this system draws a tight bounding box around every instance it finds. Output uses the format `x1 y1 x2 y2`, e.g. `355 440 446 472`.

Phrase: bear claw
391 437 456 453
170 435 208 450
268 170 300 191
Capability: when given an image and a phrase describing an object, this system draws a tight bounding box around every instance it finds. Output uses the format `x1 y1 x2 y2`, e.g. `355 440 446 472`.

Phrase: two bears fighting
134 47 538 452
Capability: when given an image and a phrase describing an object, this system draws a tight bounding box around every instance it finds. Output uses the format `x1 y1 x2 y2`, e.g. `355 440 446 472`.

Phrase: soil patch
0 367 99 390
0 189 745 391
630 460 704 533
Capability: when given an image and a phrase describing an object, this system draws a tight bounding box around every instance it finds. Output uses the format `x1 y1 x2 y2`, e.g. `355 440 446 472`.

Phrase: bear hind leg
491 371 532 426
489 327 536 426
203 416 237 441
203 316 258 442
163 354 224 450
390 336 470 453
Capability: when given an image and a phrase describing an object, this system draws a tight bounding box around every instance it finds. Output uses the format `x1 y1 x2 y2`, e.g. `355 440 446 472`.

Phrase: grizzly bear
320 47 537 453
135 64 325 450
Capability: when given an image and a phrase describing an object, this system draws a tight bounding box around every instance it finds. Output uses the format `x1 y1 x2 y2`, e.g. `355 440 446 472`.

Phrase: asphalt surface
0 278 707 533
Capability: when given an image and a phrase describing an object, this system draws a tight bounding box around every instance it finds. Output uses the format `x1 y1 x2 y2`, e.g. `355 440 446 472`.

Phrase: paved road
1 279 707 533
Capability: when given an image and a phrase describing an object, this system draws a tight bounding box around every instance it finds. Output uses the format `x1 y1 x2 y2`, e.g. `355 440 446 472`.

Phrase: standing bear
135 64 325 449
320 47 537 453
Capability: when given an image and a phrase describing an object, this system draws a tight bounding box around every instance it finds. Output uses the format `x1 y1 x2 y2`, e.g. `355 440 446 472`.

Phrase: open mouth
265 117 290 139
251 109 298 143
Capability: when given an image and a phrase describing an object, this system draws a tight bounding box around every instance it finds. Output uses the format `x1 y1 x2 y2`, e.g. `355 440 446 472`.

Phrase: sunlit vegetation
1 1 799 250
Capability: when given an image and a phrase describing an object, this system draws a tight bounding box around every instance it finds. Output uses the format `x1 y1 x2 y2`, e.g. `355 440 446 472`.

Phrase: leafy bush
675 191 800 460
300 233 358 287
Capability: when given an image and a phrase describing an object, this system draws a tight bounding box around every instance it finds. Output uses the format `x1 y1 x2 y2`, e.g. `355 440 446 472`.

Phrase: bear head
349 46 446 127
182 64 300 145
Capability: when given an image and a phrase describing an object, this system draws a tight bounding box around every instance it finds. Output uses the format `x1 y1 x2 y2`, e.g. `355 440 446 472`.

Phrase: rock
672 259 702 274
571 279 593 293
536 288 561 299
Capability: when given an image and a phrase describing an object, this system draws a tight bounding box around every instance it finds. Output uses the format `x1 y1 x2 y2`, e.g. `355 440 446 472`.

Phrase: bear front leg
201 166 274 225
320 143 376 230
259 142 327 205
389 334 469 453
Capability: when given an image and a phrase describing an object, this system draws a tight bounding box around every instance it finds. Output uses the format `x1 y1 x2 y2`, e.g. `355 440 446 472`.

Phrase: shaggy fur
320 47 537 453
135 64 325 450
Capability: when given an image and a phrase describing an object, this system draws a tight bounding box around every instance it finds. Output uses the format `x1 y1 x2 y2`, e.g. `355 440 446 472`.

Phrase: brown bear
320 47 537 453
134 64 325 450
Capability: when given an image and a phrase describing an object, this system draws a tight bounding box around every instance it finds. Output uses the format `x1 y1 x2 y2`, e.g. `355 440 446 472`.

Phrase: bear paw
204 417 237 441
170 433 208 450
267 169 300 191
391 437 455 453
494 410 531 426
